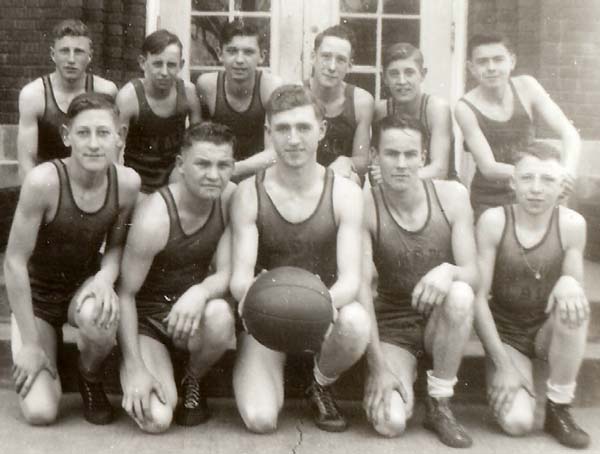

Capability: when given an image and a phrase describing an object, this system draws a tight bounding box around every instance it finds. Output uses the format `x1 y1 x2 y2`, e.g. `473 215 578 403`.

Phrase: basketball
242 266 333 353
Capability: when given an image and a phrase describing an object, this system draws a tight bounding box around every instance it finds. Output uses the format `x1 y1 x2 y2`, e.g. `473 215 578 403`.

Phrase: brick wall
0 0 146 124
467 0 600 140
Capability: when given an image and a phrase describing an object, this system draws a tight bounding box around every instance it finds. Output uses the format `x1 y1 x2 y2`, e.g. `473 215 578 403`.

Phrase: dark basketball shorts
31 287 79 328
137 295 238 350
375 298 429 360
492 308 548 358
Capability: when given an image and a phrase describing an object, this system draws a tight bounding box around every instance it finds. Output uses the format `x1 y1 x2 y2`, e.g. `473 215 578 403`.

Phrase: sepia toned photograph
0 0 599 452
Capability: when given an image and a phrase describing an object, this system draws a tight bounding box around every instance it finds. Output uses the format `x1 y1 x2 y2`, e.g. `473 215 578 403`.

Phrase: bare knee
334 303 370 350
198 299 235 346
76 298 117 348
497 390 535 436
372 392 408 438
443 282 474 324
20 379 60 426
240 404 279 434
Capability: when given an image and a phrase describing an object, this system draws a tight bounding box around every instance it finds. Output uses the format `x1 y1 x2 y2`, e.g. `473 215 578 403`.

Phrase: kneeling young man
4 93 140 425
230 85 370 433
475 142 590 449
118 123 236 433
361 116 478 448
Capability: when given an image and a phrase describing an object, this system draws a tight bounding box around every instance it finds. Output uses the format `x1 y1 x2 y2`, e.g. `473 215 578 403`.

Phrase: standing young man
475 142 590 449
17 19 118 180
230 85 370 433
196 19 282 181
118 123 237 433
117 30 202 194
306 25 374 182
374 43 456 180
455 32 580 220
4 93 140 425
361 116 477 448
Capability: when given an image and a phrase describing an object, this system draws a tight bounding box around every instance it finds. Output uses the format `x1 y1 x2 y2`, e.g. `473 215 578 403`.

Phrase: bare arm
473 208 511 368
329 177 363 309
4 167 54 345
419 97 452 180
185 81 203 125
351 88 374 176
524 76 581 187
455 100 514 181
93 76 118 98
117 195 168 367
17 81 44 181
115 83 139 163
229 179 260 304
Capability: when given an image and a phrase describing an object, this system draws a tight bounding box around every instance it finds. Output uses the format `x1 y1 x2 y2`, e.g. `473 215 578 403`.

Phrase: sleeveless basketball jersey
314 83 357 167
460 80 535 207
255 169 338 288
491 205 564 327
136 187 225 315
38 74 94 163
123 78 189 193
372 180 454 311
211 71 265 161
29 159 119 297
387 94 458 180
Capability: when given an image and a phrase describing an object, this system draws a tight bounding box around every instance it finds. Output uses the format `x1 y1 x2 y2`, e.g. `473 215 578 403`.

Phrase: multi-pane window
339 0 421 98
189 0 274 82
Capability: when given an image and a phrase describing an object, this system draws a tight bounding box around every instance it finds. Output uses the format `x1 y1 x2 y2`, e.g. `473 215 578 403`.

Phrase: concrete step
0 322 599 407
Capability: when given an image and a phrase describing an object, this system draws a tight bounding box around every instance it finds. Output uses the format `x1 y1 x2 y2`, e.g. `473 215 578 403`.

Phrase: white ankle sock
546 380 576 404
427 370 457 399
313 359 338 387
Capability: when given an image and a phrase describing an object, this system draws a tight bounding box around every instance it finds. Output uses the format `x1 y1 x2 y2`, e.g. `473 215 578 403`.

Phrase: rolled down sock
426 369 457 399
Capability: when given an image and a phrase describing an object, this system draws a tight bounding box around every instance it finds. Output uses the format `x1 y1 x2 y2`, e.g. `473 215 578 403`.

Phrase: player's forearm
360 283 385 370
4 258 40 345
560 129 581 177
447 263 478 290
233 149 276 180
478 160 514 181
329 274 360 309
193 270 229 302
96 248 123 286
418 161 448 180
117 294 144 366
473 293 511 368
230 269 254 303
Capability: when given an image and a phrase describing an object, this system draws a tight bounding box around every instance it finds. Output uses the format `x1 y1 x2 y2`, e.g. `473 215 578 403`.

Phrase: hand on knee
332 303 370 350
192 299 235 350
138 394 173 434
442 282 474 325
497 389 535 436
76 297 118 347
372 392 409 438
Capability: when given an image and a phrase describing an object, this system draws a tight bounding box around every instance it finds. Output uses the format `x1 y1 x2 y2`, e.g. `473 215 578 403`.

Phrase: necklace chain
519 245 542 280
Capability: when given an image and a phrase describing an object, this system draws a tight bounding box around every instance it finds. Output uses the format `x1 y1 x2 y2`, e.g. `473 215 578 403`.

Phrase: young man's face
513 155 564 215
374 127 423 192
177 141 234 200
383 57 425 104
220 35 264 82
51 36 92 82
312 36 352 89
62 109 121 172
267 105 326 169
468 42 515 89
139 44 183 92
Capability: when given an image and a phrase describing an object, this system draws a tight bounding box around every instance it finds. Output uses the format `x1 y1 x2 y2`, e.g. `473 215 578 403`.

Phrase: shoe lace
313 383 341 418
181 373 201 409
553 404 580 431
80 377 108 410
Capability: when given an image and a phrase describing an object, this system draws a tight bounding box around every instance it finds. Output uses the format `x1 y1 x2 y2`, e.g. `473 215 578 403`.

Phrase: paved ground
1 391 599 454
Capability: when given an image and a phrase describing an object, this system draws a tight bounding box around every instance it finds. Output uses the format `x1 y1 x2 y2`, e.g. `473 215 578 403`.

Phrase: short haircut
220 18 263 48
141 29 183 56
66 92 119 125
314 24 356 57
372 115 425 150
382 42 425 72
467 31 513 59
514 141 562 165
51 19 91 42
266 84 325 121
180 122 236 155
